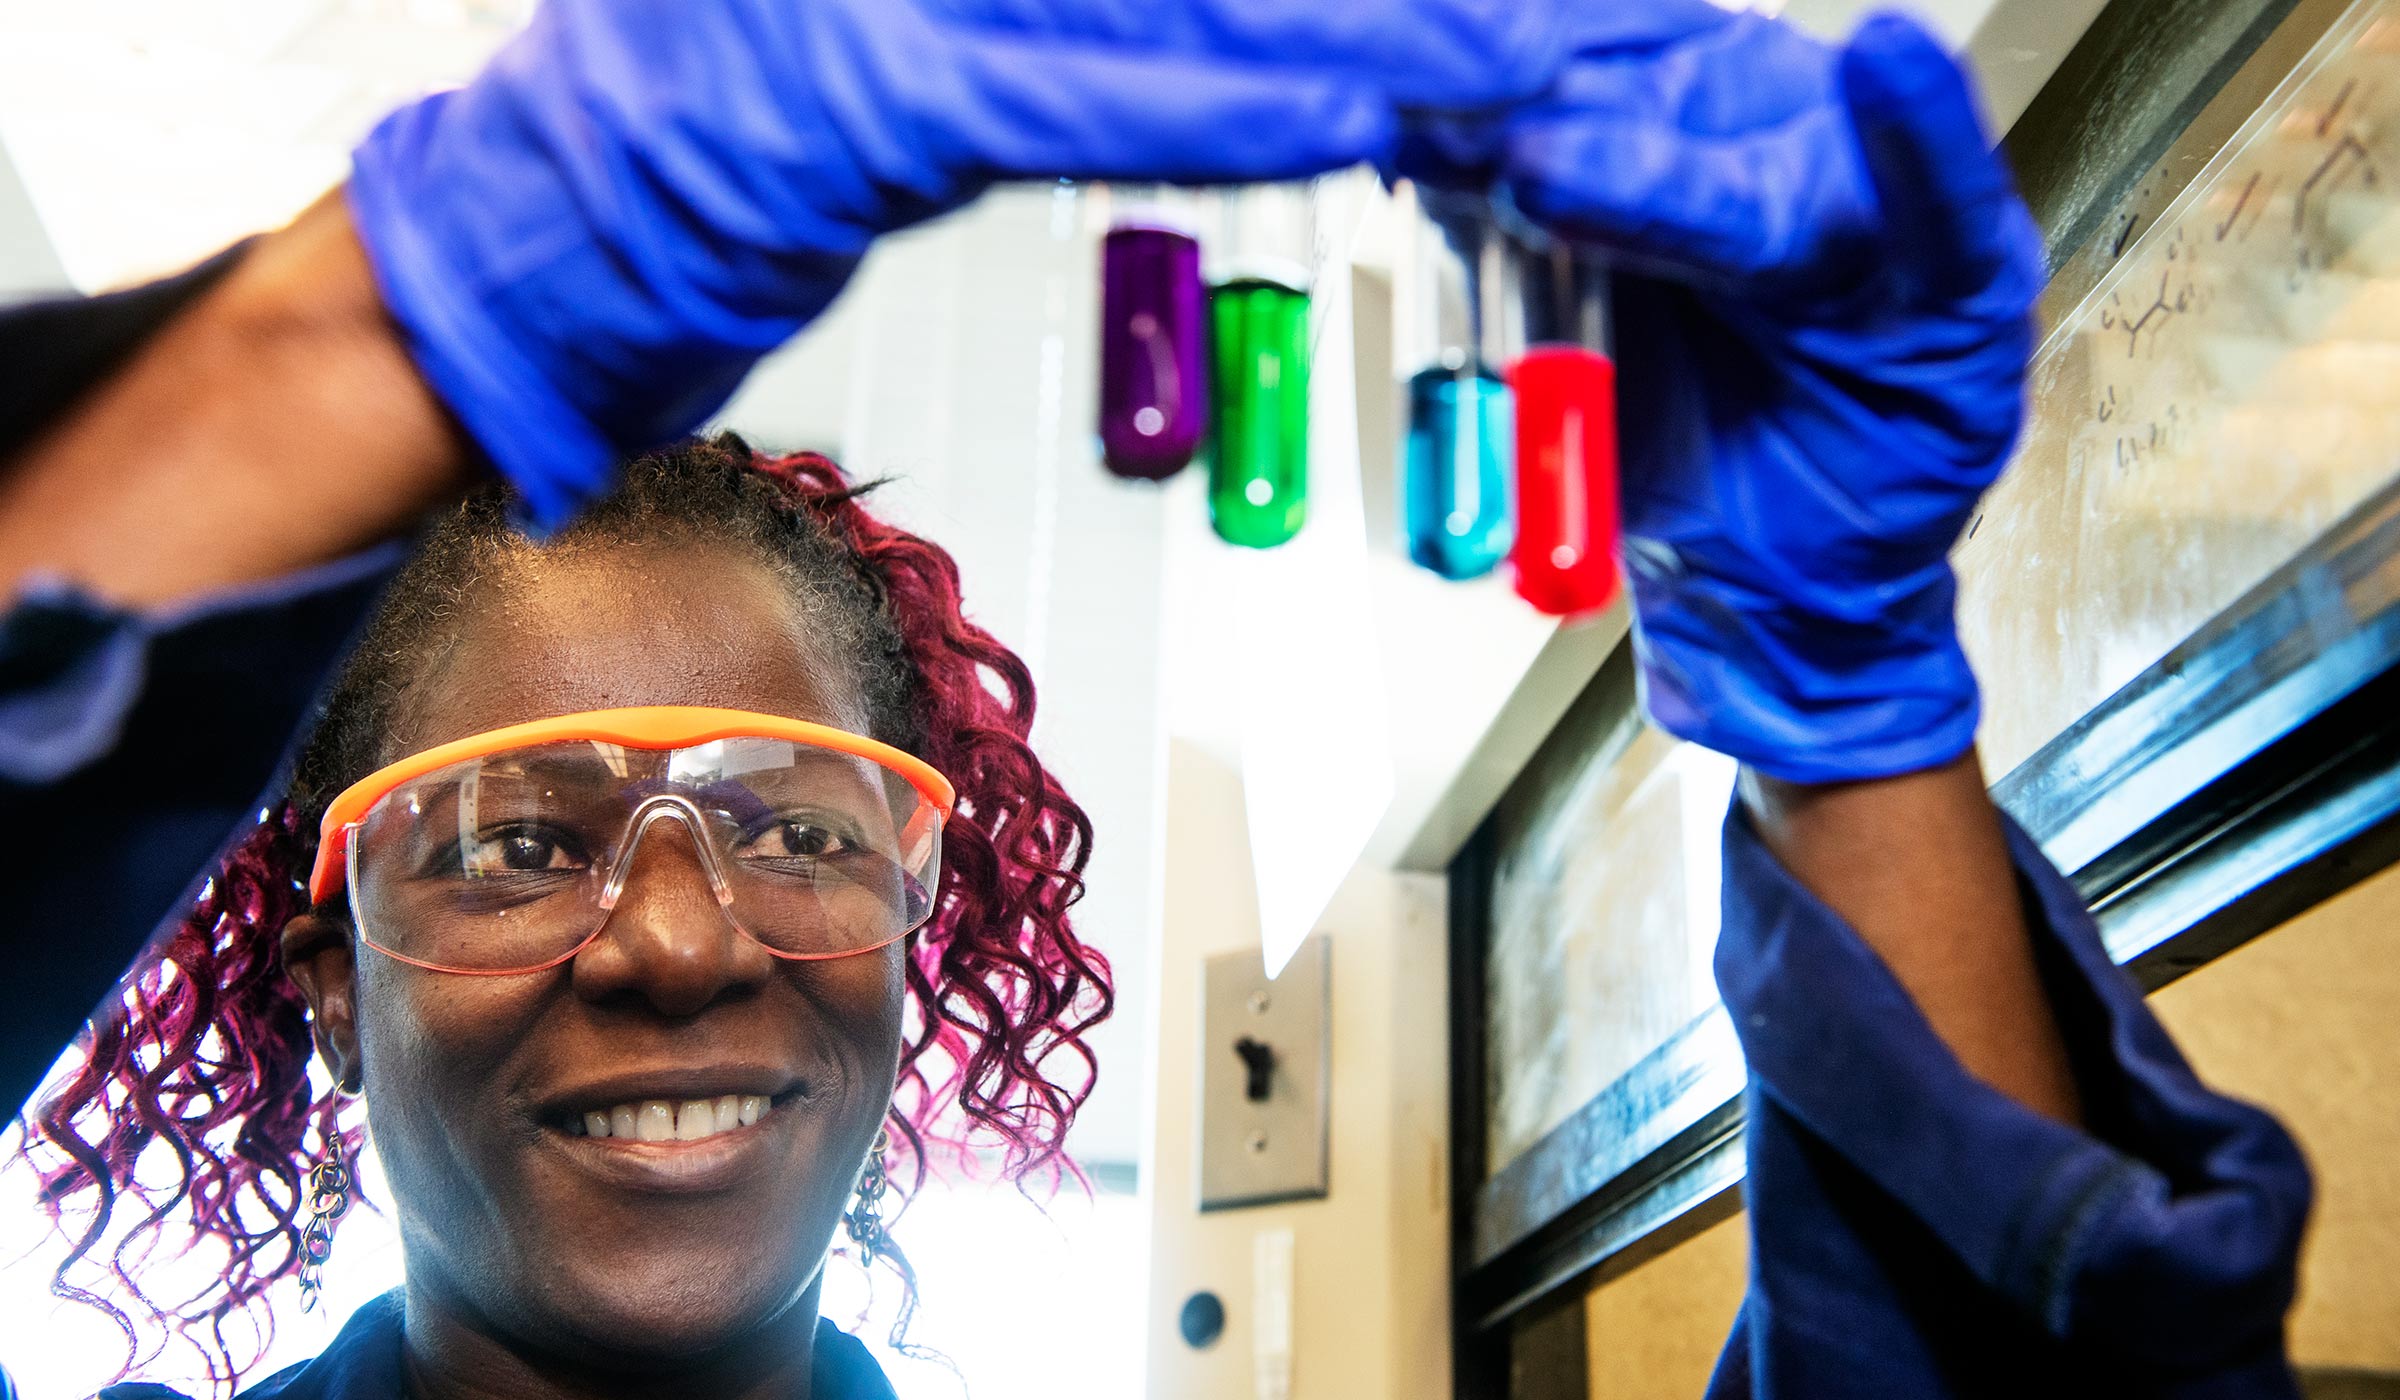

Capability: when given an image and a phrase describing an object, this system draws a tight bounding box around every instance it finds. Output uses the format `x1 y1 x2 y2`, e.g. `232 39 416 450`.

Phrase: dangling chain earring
296 1152 354 1313
843 1126 893 1269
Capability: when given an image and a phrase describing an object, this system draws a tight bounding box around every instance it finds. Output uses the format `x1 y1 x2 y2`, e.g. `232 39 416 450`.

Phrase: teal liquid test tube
1206 185 1314 548
1399 187 1515 580
1404 356 1512 579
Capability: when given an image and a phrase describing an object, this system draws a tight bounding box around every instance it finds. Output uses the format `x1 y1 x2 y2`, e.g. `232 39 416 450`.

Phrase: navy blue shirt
0 262 2312 1397
94 1292 897 1400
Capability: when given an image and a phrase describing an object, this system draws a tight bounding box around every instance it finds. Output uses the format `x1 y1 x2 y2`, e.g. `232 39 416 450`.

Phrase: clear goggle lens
346 737 944 975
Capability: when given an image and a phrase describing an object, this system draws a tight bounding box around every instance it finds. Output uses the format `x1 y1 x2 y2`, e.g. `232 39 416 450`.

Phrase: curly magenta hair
21 441 1111 1389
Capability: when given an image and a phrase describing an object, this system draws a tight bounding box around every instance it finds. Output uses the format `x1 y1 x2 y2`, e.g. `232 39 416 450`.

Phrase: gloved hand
349 0 1709 529
1443 13 2043 784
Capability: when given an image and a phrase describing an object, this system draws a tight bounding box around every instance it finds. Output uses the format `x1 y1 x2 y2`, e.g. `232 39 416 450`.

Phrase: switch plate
1199 937 1330 1210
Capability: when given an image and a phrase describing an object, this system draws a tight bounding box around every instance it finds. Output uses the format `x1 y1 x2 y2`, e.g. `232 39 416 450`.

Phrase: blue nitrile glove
348 0 1706 531
1436 12 2042 783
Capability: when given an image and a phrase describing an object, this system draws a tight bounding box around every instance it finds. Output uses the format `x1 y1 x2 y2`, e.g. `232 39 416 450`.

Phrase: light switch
1199 937 1330 1210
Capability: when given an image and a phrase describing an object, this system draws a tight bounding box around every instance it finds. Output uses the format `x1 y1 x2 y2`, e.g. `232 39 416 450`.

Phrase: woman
36 438 1099 1396
1 0 2314 1394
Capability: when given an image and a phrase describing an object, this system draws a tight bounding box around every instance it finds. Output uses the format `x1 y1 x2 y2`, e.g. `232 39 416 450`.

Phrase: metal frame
1460 1009 1744 1333
1448 830 1508 1400
1446 0 2400 1388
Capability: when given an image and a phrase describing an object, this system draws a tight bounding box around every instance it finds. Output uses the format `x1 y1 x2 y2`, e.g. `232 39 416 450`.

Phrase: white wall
1141 741 1453 1400
0 133 64 299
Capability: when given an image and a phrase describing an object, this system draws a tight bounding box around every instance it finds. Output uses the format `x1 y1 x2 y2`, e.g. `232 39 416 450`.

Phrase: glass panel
1482 656 1736 1171
1960 0 2400 777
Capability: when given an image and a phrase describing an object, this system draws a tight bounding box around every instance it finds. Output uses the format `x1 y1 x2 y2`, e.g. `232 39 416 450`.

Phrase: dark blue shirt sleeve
0 257 404 1122
1705 800 2313 1399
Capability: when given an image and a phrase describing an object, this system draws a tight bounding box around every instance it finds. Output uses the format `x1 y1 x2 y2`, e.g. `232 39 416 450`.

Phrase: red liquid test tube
1508 245 1620 617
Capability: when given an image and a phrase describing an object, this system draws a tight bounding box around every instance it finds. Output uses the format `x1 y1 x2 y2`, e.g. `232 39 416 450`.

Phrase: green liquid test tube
1207 276 1311 548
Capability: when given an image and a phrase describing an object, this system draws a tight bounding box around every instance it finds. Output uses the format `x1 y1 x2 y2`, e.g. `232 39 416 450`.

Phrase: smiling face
283 538 905 1366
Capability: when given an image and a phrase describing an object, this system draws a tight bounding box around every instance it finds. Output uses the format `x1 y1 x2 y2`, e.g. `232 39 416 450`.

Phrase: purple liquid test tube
1099 217 1208 480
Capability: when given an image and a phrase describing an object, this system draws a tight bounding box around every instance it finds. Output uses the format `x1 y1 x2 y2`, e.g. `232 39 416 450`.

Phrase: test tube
1206 185 1313 548
1399 187 1515 581
1508 239 1620 616
1098 193 1208 480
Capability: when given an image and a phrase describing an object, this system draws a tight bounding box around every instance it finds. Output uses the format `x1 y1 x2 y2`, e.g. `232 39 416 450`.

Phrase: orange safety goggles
310 707 954 976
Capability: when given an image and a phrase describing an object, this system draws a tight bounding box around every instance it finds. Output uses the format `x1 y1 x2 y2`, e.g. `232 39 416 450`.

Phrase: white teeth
578 1095 774 1144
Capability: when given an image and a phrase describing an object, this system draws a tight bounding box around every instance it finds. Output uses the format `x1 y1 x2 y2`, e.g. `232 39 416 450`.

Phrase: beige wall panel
1584 1213 1750 1399
2152 864 2400 1372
